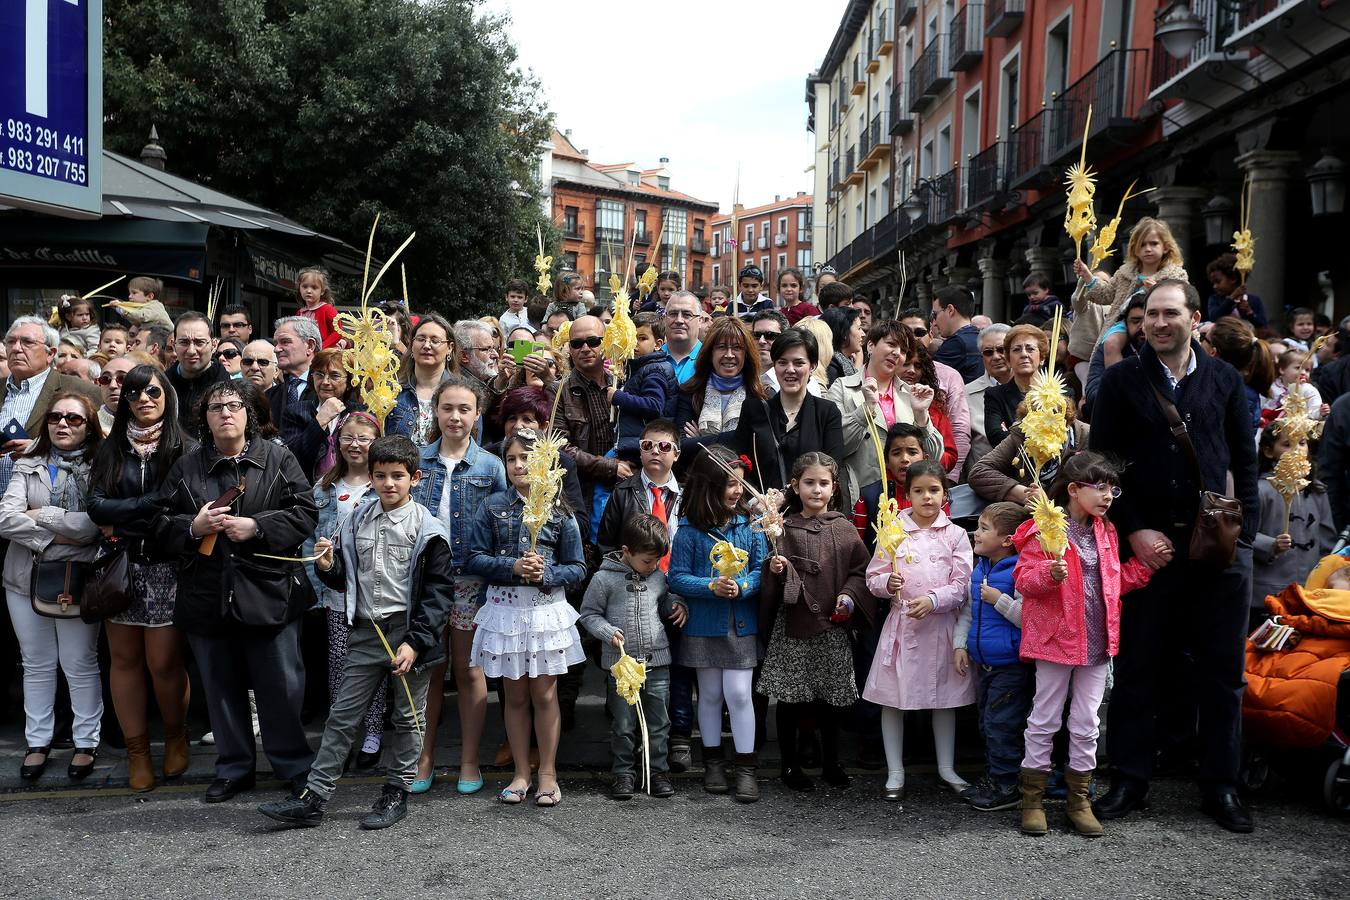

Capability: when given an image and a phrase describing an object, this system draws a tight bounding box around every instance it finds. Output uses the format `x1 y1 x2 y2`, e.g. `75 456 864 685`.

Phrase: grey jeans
606 665 671 777
307 619 430 798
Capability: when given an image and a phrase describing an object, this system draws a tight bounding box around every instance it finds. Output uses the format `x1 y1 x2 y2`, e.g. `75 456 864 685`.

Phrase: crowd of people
3 215 1344 836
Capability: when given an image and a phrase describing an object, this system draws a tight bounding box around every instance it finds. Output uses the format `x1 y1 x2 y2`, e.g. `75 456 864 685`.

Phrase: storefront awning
0 219 209 282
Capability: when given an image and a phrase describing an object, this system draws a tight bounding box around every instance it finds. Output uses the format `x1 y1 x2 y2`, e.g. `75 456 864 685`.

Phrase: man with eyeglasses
239 340 281 392
558 315 632 513
750 310 787 394
454 319 509 441
662 291 704 385
167 311 231 428
963 323 1013 481
930 285 984 383
217 304 254 344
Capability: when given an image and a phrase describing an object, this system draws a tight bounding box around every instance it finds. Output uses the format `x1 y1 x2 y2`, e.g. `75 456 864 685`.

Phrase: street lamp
1202 195 1236 246
1307 150 1347 217
901 184 928 223
1154 2 1209 60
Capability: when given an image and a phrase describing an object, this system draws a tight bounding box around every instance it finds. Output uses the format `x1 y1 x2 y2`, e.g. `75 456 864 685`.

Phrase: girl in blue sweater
667 445 768 802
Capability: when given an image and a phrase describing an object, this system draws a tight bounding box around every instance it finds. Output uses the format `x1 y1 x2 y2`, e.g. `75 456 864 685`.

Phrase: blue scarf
709 373 743 393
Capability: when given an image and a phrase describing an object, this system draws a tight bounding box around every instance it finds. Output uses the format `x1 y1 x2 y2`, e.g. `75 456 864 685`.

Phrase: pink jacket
1011 516 1153 666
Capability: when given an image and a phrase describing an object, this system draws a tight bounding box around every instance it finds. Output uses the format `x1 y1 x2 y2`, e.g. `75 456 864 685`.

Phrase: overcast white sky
482 0 845 212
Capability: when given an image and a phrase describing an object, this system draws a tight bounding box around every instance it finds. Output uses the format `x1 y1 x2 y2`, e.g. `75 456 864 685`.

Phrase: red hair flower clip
738 454 753 472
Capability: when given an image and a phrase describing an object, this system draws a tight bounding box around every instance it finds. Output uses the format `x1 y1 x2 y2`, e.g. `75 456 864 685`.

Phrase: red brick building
707 193 815 296
547 129 718 299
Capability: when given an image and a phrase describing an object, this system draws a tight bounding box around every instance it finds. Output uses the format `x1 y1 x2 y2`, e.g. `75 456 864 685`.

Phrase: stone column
1235 149 1301 332
1024 246 1060 281
977 255 1009 322
1149 186 1208 272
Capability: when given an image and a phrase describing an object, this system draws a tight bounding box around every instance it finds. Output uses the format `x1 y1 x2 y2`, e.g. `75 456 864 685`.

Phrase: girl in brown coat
759 451 874 791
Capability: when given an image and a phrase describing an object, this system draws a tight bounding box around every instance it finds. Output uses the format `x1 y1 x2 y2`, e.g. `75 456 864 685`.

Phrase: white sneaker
200 731 216 745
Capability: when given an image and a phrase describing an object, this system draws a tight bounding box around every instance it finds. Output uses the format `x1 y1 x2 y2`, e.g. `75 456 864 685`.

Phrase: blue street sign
0 0 103 219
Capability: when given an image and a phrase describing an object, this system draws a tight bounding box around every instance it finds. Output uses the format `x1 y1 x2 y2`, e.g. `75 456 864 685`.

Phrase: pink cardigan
1011 516 1153 666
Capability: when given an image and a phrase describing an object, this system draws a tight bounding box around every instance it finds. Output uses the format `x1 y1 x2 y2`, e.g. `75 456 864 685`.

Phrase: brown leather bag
1151 385 1242 568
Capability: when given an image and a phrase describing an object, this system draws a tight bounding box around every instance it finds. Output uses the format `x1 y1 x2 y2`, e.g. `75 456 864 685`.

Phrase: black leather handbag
31 557 89 619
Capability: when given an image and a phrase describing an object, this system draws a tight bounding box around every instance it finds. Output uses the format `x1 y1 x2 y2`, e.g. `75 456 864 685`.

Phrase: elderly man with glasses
963 323 1013 480
0 316 102 469
662 291 705 385
454 319 510 441
239 340 281 392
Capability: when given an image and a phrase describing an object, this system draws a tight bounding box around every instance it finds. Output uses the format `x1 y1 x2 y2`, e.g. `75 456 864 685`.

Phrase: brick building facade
706 193 815 296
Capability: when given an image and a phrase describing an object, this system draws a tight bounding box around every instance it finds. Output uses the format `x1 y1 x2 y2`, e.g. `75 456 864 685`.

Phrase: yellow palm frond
1030 493 1069 560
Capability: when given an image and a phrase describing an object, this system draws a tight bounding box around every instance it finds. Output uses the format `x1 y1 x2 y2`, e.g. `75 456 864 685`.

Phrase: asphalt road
2 774 1346 899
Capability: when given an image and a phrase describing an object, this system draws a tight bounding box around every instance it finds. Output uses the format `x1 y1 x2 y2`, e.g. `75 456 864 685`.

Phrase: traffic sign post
0 0 103 219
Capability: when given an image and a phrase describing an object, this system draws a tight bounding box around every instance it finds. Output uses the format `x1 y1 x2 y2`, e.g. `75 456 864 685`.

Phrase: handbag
80 547 132 623
31 557 89 619
1150 385 1243 568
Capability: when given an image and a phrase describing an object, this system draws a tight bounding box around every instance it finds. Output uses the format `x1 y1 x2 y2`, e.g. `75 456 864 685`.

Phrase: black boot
258 789 326 828
733 752 760 804
702 745 729 794
1093 776 1150 821
359 785 409 830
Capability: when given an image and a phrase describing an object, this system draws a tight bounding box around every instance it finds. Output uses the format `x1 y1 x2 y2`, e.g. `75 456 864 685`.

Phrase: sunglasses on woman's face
215 348 240 361
910 326 927 338
46 411 86 427
95 371 126 386
568 335 603 350
124 385 163 403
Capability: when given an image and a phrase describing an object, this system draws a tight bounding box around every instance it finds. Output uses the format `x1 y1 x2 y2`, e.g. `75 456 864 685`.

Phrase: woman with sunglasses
1 392 105 781
214 338 245 377
87 365 196 792
385 314 458 447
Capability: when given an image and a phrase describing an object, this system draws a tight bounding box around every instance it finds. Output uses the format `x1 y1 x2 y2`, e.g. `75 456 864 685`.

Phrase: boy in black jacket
259 436 453 831
611 313 678 463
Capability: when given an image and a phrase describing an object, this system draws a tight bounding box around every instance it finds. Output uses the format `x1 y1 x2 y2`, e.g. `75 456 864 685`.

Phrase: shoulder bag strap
1149 383 1204 489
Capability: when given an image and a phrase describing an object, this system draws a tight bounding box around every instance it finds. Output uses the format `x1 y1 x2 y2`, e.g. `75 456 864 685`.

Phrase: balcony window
563 206 579 237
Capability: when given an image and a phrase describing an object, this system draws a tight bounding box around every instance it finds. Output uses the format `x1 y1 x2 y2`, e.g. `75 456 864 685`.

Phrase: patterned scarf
126 420 163 460
47 447 89 512
699 375 746 436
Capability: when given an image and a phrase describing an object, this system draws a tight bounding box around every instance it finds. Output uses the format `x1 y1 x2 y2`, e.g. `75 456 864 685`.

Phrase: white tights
880 707 962 790
695 667 756 755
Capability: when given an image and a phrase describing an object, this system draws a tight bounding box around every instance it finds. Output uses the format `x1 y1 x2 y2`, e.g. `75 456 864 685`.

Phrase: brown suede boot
1019 767 1048 836
733 752 759 804
162 722 190 779
1065 769 1104 837
125 735 156 793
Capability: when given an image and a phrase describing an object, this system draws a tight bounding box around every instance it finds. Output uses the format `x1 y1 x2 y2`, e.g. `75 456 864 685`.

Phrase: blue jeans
607 666 671 776
665 623 694 737
977 661 1035 789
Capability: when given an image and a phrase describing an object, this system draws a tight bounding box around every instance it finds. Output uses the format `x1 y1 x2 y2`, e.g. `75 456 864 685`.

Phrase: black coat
154 439 319 633
1089 339 1259 545
983 379 1026 448
88 437 197 561
1318 393 1350 531
265 379 321 478
933 323 984 382
1313 353 1350 409
167 361 232 430
732 392 845 493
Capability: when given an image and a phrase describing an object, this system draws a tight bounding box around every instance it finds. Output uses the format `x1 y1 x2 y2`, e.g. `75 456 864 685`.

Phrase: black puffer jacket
154 439 318 633
88 438 197 561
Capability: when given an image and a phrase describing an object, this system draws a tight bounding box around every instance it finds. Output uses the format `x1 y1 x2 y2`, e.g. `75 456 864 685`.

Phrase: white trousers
7 589 103 748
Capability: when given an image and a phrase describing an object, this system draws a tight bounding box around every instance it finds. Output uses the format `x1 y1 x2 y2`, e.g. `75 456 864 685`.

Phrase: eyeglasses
753 330 780 343
312 370 346 382
640 439 677 453
215 349 241 361
123 386 163 403
981 347 1006 357
412 336 447 347
568 335 603 350
241 357 274 368
175 337 211 349
472 345 500 355
665 310 700 320
46 411 86 427
1074 482 1122 498
95 371 127 386
339 435 376 446
1008 344 1040 356
206 400 246 414
4 336 45 349
908 327 927 338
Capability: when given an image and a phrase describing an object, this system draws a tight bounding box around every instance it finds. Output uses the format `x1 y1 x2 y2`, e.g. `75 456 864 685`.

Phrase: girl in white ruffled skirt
465 430 587 806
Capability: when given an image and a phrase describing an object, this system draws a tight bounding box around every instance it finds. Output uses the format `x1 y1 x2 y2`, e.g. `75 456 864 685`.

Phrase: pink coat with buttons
1011 516 1153 667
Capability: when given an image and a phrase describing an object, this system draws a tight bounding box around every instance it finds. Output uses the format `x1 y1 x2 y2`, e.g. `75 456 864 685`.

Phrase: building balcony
774 233 788 247
927 167 960 225
830 158 842 192
843 146 865 187
889 84 915 136
965 141 1006 210
1006 108 1051 190
985 0 1024 38
1228 0 1307 48
633 231 651 246
758 237 770 250
909 34 951 112
740 239 752 252
1046 47 1149 165
878 5 894 55
1150 1 1245 99
595 226 625 245
562 226 583 241
851 77 867 97
861 112 892 170
950 4 985 72
898 0 916 26
691 236 708 254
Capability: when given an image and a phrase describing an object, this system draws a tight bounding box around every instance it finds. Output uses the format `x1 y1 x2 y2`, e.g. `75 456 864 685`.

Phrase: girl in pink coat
863 461 975 801
1012 451 1167 838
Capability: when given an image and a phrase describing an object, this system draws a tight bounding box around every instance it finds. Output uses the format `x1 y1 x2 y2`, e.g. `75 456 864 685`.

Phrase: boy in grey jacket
579 514 687 800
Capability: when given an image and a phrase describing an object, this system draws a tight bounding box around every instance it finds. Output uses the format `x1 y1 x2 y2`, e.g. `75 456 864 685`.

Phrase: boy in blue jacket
954 501 1032 812
611 312 678 463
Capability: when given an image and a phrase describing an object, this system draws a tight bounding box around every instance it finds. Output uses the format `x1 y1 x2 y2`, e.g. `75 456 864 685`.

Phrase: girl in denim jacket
466 429 586 807
408 376 507 795
667 445 768 803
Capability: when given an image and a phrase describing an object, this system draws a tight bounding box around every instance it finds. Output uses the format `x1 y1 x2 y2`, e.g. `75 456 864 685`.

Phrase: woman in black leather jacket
87 364 195 792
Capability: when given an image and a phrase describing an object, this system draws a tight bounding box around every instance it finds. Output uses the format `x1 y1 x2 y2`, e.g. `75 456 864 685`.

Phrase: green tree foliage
103 0 555 316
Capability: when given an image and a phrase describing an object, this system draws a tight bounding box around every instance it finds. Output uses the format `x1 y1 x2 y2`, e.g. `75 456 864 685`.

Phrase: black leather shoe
67 748 98 781
1093 777 1149 820
780 767 815 792
258 789 326 827
20 746 51 781
204 773 256 803
1201 789 1254 834
610 773 635 800
650 771 675 798
359 785 408 830
355 748 382 770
